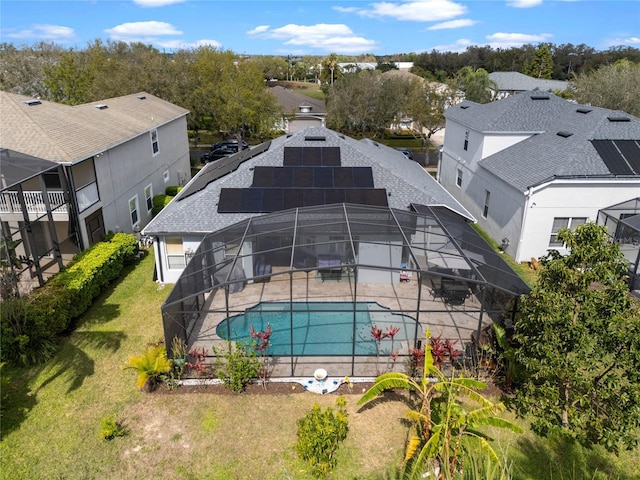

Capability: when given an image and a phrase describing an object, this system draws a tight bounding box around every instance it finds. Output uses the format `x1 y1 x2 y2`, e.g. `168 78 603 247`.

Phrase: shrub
123 342 172 392
152 194 172 216
99 415 126 440
165 185 183 196
296 397 349 478
212 342 260 392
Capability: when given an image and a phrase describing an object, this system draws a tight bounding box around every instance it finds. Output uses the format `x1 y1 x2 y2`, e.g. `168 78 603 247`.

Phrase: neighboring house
0 91 190 287
438 91 640 286
143 126 474 284
337 62 414 73
488 72 569 100
269 85 326 133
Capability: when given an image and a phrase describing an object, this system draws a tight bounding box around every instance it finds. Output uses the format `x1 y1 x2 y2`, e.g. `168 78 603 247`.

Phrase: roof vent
94 104 108 110
304 136 326 141
22 99 42 106
576 108 592 114
460 105 470 109
531 95 550 100
607 116 630 122
557 131 574 138
137 95 147 100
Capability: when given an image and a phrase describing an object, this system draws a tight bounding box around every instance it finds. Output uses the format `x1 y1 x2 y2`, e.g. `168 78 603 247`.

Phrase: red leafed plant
250 324 272 384
187 347 208 374
429 334 463 369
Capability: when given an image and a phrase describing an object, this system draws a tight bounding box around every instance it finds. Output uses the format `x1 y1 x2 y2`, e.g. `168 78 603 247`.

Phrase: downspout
517 187 534 263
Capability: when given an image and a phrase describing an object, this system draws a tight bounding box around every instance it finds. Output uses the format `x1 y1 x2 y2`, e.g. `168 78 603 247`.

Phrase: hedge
0 233 139 366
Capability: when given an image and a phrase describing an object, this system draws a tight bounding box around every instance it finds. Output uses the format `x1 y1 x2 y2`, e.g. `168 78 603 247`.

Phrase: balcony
0 190 68 215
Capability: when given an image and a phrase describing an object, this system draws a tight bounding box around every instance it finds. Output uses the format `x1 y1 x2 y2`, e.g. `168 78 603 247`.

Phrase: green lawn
1 252 638 479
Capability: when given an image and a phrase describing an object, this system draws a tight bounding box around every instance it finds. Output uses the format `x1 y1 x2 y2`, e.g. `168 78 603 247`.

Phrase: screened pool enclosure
162 203 530 378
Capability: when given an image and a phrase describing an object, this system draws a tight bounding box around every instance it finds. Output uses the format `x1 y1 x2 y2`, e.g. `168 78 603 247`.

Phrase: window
483 191 490 218
129 196 139 228
456 169 463 187
166 236 186 269
150 129 159 155
463 130 469 151
144 184 153 213
549 217 588 246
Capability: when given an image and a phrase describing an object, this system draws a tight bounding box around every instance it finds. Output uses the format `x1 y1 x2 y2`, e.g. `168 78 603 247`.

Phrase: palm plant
358 331 522 479
123 343 172 392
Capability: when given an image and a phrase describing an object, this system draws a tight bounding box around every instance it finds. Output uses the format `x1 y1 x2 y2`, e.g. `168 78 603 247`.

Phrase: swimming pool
216 301 421 356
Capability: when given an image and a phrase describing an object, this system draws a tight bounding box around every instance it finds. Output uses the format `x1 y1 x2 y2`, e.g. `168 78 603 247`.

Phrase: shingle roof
0 91 189 164
143 127 474 235
445 91 640 191
488 71 569 92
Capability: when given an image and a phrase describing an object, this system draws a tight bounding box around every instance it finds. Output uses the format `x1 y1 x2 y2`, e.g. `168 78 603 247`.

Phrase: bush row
151 186 182 216
0 233 139 366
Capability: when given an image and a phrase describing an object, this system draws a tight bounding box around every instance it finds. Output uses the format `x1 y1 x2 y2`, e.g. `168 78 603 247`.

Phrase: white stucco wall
517 180 640 262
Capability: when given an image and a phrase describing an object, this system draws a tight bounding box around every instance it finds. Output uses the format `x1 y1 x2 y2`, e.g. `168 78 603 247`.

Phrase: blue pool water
216 302 420 356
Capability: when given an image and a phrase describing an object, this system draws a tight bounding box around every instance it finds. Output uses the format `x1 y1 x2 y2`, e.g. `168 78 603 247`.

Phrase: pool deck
188 268 491 378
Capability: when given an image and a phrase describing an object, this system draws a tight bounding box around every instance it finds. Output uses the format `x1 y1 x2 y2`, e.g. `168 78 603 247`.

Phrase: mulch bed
155 380 376 395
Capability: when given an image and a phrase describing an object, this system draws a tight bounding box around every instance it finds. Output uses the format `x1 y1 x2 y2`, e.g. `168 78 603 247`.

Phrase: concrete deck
187 267 491 378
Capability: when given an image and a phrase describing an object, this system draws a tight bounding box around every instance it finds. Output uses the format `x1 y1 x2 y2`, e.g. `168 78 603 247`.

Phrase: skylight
531 95 550 100
22 99 41 106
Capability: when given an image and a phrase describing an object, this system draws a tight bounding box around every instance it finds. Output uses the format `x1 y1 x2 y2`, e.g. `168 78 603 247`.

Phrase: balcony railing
0 190 68 214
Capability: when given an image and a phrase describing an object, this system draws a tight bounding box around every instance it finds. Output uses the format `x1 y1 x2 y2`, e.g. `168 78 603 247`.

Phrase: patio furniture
317 254 342 281
441 278 470 305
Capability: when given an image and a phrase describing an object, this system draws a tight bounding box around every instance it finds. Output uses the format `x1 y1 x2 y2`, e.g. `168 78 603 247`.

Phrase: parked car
395 147 414 160
212 139 249 151
201 146 237 163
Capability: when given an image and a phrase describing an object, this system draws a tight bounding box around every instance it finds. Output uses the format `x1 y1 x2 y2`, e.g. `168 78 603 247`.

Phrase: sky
1 0 639 56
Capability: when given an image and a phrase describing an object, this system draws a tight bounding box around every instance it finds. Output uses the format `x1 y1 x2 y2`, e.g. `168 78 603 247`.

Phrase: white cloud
247 25 270 35
157 39 222 49
333 6 360 13
6 24 75 41
428 19 477 30
607 36 640 46
104 21 182 42
486 32 553 48
506 0 544 7
133 0 186 6
247 23 377 53
351 0 467 22
428 38 474 53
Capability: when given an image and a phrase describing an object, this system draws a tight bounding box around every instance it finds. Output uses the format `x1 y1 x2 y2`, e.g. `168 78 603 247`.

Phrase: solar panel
262 188 284 212
322 147 341 166
304 189 326 207
241 188 264 212
353 167 374 188
273 166 294 187
592 140 634 175
334 168 354 188
252 166 273 187
615 140 640 174
364 189 389 207
303 147 322 165
346 189 365 204
283 189 304 209
314 167 334 187
325 189 346 204
217 188 244 213
283 147 303 165
294 167 314 187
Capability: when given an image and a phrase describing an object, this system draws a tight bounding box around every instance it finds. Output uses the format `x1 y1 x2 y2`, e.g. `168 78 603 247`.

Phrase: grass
2 251 639 479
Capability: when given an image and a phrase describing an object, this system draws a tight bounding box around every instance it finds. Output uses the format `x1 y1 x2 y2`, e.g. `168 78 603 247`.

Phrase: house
0 91 190 289
146 127 531 377
269 85 326 133
337 62 414 73
438 91 640 289
143 126 475 284
488 72 569 100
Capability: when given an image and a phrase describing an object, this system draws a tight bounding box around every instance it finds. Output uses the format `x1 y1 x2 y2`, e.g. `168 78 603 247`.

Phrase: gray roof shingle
144 127 473 235
445 91 640 191
0 91 189 164
488 71 569 92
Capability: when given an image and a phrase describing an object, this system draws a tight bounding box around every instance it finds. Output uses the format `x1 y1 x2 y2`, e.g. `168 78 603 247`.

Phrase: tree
358 332 522 479
321 52 340 85
524 44 554 79
510 222 640 453
404 79 453 142
455 66 496 104
570 59 640 117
